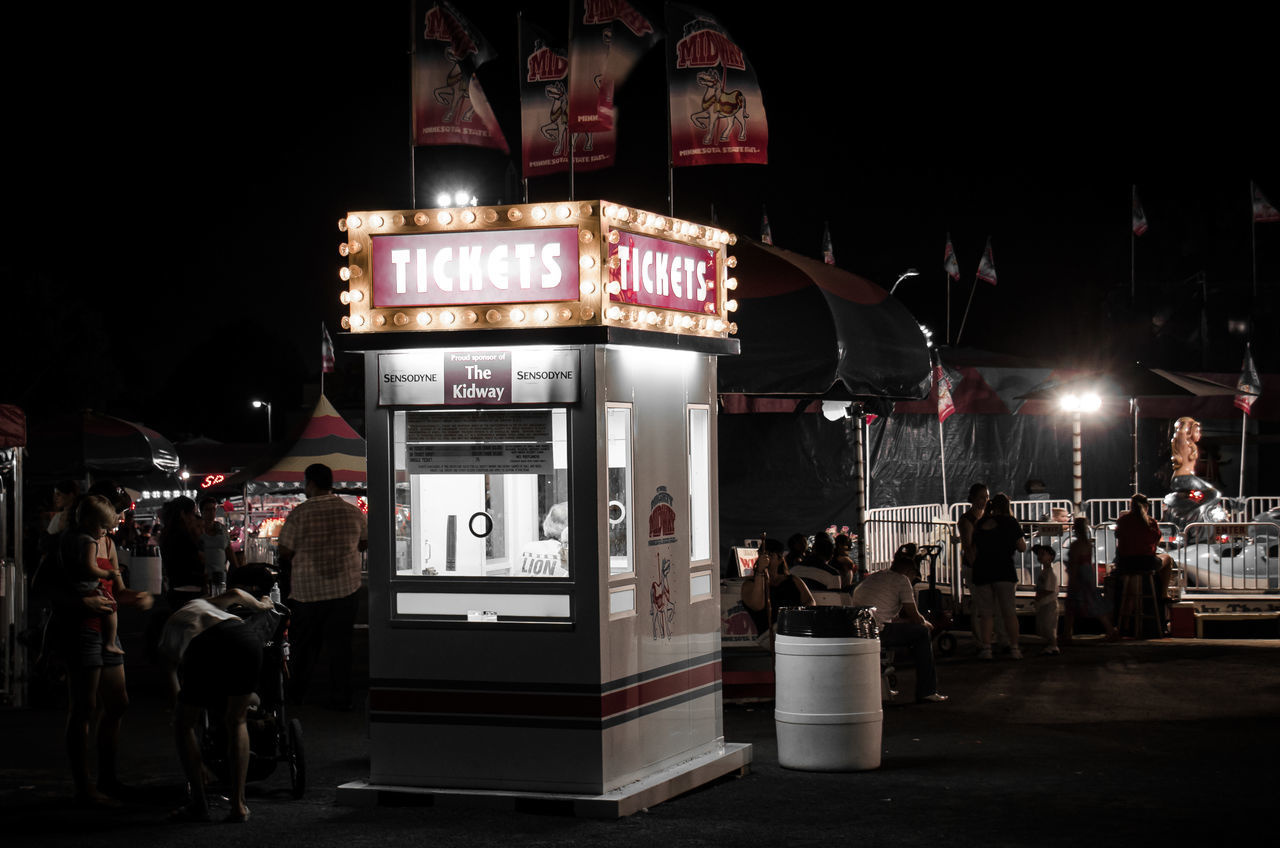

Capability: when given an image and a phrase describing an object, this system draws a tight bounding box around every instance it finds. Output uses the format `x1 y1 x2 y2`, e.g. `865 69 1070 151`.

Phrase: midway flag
411 1 508 152
1236 347 1261 415
666 4 768 167
1132 186 1150 235
1253 181 1280 223
520 17 615 176
976 237 997 285
935 361 956 423
944 233 960 281
321 324 335 374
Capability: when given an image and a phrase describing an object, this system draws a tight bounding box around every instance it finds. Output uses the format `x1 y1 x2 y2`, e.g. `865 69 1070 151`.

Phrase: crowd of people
32 462 368 821
739 485 1178 705
740 530 948 704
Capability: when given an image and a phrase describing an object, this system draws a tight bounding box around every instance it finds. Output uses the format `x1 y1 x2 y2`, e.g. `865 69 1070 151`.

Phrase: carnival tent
242 395 366 494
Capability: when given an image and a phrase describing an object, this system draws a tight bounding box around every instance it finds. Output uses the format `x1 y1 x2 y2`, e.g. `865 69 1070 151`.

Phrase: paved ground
3 632 1279 848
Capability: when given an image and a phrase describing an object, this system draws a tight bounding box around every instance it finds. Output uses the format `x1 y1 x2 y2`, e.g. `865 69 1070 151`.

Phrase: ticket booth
336 201 750 815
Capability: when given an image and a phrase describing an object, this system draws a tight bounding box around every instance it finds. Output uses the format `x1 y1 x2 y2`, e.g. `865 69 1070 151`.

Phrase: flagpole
955 278 978 346
937 415 948 508
1252 181 1258 300
1130 185 1136 306
566 13 575 202
1239 413 1248 497
665 45 674 217
945 269 951 345
408 0 418 209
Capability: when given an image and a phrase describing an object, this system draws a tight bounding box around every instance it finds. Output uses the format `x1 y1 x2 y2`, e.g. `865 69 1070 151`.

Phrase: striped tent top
248 395 366 492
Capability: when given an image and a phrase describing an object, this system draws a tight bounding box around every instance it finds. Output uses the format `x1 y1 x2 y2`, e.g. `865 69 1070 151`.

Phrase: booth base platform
336 742 752 819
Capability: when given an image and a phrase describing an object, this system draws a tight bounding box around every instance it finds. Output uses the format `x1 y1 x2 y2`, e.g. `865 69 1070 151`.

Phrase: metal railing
1243 497 1280 520
948 499 1075 524
864 504 948 569
1172 522 1280 592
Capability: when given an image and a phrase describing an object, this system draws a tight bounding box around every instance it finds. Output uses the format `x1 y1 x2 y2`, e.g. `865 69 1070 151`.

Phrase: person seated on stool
1113 493 1173 631
851 549 948 704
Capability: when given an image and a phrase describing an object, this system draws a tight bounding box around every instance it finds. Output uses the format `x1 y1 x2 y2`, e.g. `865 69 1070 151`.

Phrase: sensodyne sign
378 349 580 406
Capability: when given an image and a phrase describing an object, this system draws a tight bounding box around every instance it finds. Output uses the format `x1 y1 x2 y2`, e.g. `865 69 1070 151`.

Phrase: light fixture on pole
889 268 920 295
251 400 273 443
1060 392 1101 513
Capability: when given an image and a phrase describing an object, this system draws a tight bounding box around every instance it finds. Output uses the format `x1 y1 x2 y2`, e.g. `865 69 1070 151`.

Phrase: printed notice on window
406 410 552 444
406 442 554 474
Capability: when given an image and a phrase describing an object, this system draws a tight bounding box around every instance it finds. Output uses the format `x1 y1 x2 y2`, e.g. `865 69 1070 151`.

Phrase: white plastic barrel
774 607 882 771
128 554 164 595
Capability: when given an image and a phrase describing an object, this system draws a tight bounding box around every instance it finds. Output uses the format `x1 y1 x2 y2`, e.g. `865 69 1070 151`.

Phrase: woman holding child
46 481 153 805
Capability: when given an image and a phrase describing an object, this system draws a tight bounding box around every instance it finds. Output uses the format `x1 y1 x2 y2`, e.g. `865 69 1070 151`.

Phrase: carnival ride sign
338 201 738 339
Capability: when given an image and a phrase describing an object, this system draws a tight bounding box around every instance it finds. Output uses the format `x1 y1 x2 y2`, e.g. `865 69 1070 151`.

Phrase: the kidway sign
378 348 580 406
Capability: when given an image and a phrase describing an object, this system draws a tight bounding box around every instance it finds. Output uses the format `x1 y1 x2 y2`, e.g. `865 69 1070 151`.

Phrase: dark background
6 2 1276 445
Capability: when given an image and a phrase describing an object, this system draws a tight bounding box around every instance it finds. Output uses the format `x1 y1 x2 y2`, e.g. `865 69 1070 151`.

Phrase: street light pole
1061 392 1101 515
251 400 273 443
889 268 920 295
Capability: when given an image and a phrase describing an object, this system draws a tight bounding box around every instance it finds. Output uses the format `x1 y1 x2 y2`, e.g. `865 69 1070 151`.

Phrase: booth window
688 404 711 563
606 404 634 576
393 409 569 579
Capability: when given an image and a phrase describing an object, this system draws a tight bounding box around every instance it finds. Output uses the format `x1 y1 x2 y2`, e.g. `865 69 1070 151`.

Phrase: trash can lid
775 605 877 638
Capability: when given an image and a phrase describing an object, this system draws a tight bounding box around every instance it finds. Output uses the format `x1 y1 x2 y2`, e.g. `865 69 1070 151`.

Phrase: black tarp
718 239 932 400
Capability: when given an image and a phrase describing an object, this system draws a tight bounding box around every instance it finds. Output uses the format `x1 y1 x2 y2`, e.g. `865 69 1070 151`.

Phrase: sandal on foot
224 809 251 823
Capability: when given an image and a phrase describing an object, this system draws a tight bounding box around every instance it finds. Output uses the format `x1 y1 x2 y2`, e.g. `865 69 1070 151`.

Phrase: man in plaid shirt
279 463 368 709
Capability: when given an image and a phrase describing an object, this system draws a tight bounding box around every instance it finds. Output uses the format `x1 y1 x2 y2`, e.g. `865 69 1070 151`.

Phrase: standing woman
972 492 1026 660
161 497 205 609
50 480 153 804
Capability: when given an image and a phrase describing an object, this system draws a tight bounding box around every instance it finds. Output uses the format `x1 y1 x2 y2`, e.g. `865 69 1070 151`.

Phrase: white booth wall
363 342 724 794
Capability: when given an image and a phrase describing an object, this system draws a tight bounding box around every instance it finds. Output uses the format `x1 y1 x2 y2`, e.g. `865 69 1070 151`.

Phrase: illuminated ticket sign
371 228 581 307
608 231 717 314
338 201 739 338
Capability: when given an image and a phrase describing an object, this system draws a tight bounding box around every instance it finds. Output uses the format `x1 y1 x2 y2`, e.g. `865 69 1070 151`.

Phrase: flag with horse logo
666 4 768 167
520 17 615 176
568 0 661 134
411 1 508 152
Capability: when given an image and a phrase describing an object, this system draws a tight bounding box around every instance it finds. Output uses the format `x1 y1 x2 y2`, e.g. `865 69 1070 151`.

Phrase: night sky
7 2 1276 447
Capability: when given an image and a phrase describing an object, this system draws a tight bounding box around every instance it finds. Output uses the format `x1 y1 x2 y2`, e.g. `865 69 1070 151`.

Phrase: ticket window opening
392 409 569 579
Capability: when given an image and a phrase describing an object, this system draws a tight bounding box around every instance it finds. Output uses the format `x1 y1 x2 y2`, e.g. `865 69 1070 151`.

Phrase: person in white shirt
851 545 948 703
1032 544 1061 655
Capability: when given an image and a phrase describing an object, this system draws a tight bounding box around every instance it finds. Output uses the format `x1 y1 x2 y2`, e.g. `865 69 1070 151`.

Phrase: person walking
278 463 368 710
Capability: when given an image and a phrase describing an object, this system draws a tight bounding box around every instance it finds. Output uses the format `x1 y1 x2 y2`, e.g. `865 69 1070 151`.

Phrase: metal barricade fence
947 499 1074 524
1084 498 1165 524
1244 496 1280 520
862 509 958 596
865 505 948 570
1173 522 1280 592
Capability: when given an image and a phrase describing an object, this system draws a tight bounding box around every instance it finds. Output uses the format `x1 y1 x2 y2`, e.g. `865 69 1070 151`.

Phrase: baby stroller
899 543 958 657
200 597 306 799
